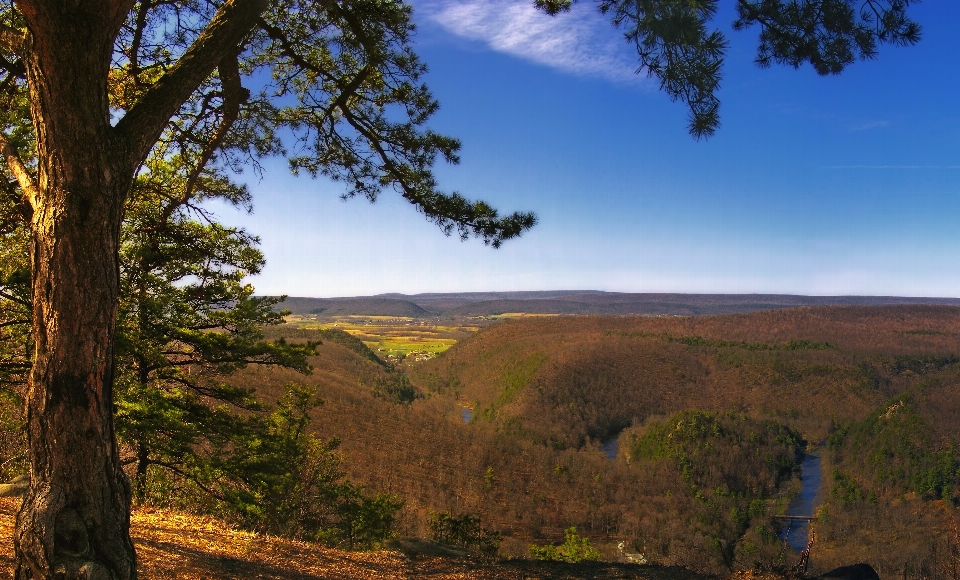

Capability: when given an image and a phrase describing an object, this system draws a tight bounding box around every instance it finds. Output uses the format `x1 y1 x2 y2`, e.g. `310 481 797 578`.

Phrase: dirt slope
0 498 716 579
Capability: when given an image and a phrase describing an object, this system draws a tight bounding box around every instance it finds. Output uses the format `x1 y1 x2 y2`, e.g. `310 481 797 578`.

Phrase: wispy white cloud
413 0 645 84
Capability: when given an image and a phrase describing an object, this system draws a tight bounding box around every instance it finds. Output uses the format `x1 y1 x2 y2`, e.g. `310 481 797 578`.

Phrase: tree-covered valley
408 307 960 573
3 297 960 577
216 306 960 576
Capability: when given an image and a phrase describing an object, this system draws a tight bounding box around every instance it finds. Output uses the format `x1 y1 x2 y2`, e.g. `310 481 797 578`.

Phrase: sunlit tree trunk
14 2 137 578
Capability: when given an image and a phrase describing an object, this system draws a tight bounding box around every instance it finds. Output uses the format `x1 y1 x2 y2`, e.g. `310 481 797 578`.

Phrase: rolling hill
244 305 960 576
280 296 431 317
412 305 960 445
405 306 960 575
277 292 960 318
97 304 960 578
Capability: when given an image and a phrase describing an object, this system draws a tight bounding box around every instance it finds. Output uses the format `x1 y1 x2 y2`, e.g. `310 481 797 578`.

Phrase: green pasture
367 338 458 358
282 315 476 360
488 312 559 319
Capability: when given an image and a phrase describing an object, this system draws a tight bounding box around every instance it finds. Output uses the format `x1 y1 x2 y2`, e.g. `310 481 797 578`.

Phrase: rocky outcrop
0 474 28 497
384 537 469 558
818 563 880 580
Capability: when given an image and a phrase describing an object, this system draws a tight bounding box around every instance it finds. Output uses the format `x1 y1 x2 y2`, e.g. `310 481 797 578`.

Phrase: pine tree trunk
14 4 137 579
16 174 135 580
133 443 149 503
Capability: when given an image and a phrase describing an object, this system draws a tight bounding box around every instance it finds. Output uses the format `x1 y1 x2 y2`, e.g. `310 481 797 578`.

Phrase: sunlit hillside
414 306 960 445
231 306 960 577
0 498 718 579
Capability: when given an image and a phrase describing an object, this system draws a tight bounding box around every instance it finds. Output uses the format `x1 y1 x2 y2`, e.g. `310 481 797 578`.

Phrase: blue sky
218 1 960 298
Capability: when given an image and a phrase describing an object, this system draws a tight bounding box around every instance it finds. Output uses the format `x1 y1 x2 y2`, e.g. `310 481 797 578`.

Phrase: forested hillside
233 306 960 577
401 306 960 575
4 306 949 576
413 306 960 445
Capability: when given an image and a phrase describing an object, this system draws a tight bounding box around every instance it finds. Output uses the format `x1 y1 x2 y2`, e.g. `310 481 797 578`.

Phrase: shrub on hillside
528 527 601 563
216 384 403 548
429 511 502 558
321 485 405 549
131 383 404 549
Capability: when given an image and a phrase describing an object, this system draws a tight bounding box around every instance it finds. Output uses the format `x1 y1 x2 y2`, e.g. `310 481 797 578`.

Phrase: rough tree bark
14 3 137 577
7 0 267 578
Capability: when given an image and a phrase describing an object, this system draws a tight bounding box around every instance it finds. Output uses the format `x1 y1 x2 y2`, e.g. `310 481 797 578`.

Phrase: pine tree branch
115 0 268 169
153 52 244 229
0 170 31 222
151 460 227 501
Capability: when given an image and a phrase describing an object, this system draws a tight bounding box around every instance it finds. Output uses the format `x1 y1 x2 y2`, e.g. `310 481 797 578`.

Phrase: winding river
599 438 619 460
782 452 822 552
454 408 822 553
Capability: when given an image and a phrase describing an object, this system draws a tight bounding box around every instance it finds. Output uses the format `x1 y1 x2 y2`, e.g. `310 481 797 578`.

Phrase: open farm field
278 315 480 360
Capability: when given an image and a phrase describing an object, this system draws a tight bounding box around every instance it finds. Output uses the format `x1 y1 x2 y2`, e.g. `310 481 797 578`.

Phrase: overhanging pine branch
115 0 268 169
153 52 244 230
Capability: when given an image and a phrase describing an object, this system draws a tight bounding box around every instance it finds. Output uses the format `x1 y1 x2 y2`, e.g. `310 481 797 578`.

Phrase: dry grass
0 497 414 579
0 497 719 579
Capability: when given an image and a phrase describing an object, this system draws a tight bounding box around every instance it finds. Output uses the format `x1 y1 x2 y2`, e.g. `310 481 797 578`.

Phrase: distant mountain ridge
280 296 430 317
275 291 960 317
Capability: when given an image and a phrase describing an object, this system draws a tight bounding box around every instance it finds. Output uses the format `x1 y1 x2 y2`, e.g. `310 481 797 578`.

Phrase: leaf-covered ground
0 497 722 579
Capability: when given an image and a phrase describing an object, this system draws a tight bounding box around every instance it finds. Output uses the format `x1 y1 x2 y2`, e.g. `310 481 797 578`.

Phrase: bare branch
0 24 25 56
152 460 226 501
0 134 37 208
0 361 30 369
115 0 268 169
126 0 153 81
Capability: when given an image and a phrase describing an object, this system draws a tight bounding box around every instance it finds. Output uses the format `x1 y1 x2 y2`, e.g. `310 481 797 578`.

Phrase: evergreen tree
0 205 28 480
211 383 402 549
115 152 316 501
0 137 396 549
0 150 320 497
0 193 28 395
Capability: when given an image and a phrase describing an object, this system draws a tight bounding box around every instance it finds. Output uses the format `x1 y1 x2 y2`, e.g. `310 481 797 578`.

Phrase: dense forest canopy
206 305 960 575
